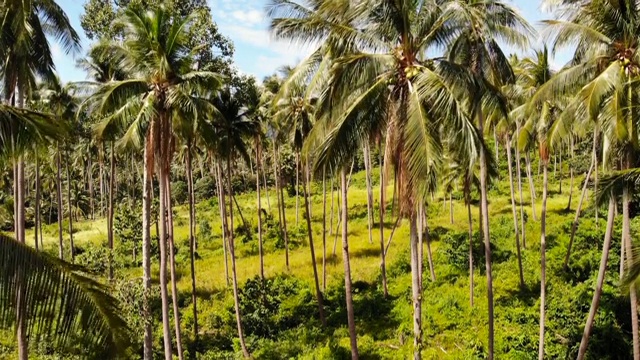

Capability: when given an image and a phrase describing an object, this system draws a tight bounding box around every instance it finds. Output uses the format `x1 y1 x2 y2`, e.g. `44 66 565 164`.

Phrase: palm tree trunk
379 147 388 297
478 109 494 360
164 172 184 360
262 150 270 211
142 144 153 360
322 167 327 291
563 139 596 271
227 156 250 358
185 146 199 341
465 178 474 307
410 211 423 360
157 161 173 360
279 175 290 271
506 137 525 289
272 142 283 234
303 158 327 327
215 161 230 287
256 141 264 280
424 211 436 282
66 154 74 262
538 159 549 360
576 196 615 360
494 127 499 163
34 155 41 251
16 155 26 360
526 151 538 221
295 152 300 226
108 143 115 280
558 150 563 194
566 136 575 211
329 174 335 236
364 142 374 244
623 184 640 360
340 166 359 359
99 147 105 218
57 144 64 260
417 203 424 289
594 133 599 228
515 124 526 248
88 154 94 220
449 192 454 224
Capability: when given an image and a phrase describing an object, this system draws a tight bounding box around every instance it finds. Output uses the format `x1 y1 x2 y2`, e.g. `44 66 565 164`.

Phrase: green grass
3 162 632 359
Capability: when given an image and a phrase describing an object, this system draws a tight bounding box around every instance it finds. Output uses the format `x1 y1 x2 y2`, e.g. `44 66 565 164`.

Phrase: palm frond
0 235 129 357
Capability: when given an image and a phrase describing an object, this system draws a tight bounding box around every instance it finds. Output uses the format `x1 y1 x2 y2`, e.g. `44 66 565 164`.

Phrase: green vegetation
2 159 636 359
2 0 640 359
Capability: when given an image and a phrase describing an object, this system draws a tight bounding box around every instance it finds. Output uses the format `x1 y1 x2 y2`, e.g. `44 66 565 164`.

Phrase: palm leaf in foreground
0 235 130 357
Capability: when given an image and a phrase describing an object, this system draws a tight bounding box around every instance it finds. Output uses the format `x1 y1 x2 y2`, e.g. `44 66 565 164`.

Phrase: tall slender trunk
417 203 424 289
506 137 524 289
16 155 26 360
295 152 300 226
424 211 436 282
142 144 153 360
379 147 388 297
165 171 184 360
465 178 474 307
623 184 640 360
279 176 290 271
227 156 250 358
34 155 41 251
558 149 563 194
322 167 327 291
449 193 454 224
157 162 173 360
304 158 326 327
576 196 615 360
478 109 494 360
566 164 574 211
594 133 599 227
538 159 549 360
526 152 538 221
256 141 264 280
88 155 94 220
262 150 271 211
185 146 199 341
410 211 422 360
563 138 596 270
108 143 115 280
57 144 64 260
494 127 499 163
329 174 335 236
272 142 283 235
515 124 526 248
364 142 374 244
215 161 230 287
99 148 105 218
341 167 359 359
66 154 74 262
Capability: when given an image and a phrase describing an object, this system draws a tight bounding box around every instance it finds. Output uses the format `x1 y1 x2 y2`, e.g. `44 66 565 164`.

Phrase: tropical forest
2 0 640 359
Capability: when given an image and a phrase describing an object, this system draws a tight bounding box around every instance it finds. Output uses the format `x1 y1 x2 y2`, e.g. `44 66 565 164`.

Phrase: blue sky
54 0 568 82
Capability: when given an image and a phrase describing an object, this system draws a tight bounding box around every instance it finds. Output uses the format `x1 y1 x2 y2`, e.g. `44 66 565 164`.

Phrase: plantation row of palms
2 0 640 359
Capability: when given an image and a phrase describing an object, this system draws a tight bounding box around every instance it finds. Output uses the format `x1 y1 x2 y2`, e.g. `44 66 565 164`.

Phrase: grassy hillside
1 162 634 359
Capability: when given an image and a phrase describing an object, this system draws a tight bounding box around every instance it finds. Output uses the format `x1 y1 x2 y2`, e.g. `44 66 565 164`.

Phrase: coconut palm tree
39 77 79 261
534 1 640 356
269 1 487 358
82 6 221 360
209 86 258 358
444 2 534 357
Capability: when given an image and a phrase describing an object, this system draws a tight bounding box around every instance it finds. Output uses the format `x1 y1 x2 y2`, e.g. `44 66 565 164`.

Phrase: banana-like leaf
0 235 130 357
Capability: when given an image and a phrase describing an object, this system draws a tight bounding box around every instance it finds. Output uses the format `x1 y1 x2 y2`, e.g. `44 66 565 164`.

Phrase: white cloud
231 9 264 26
